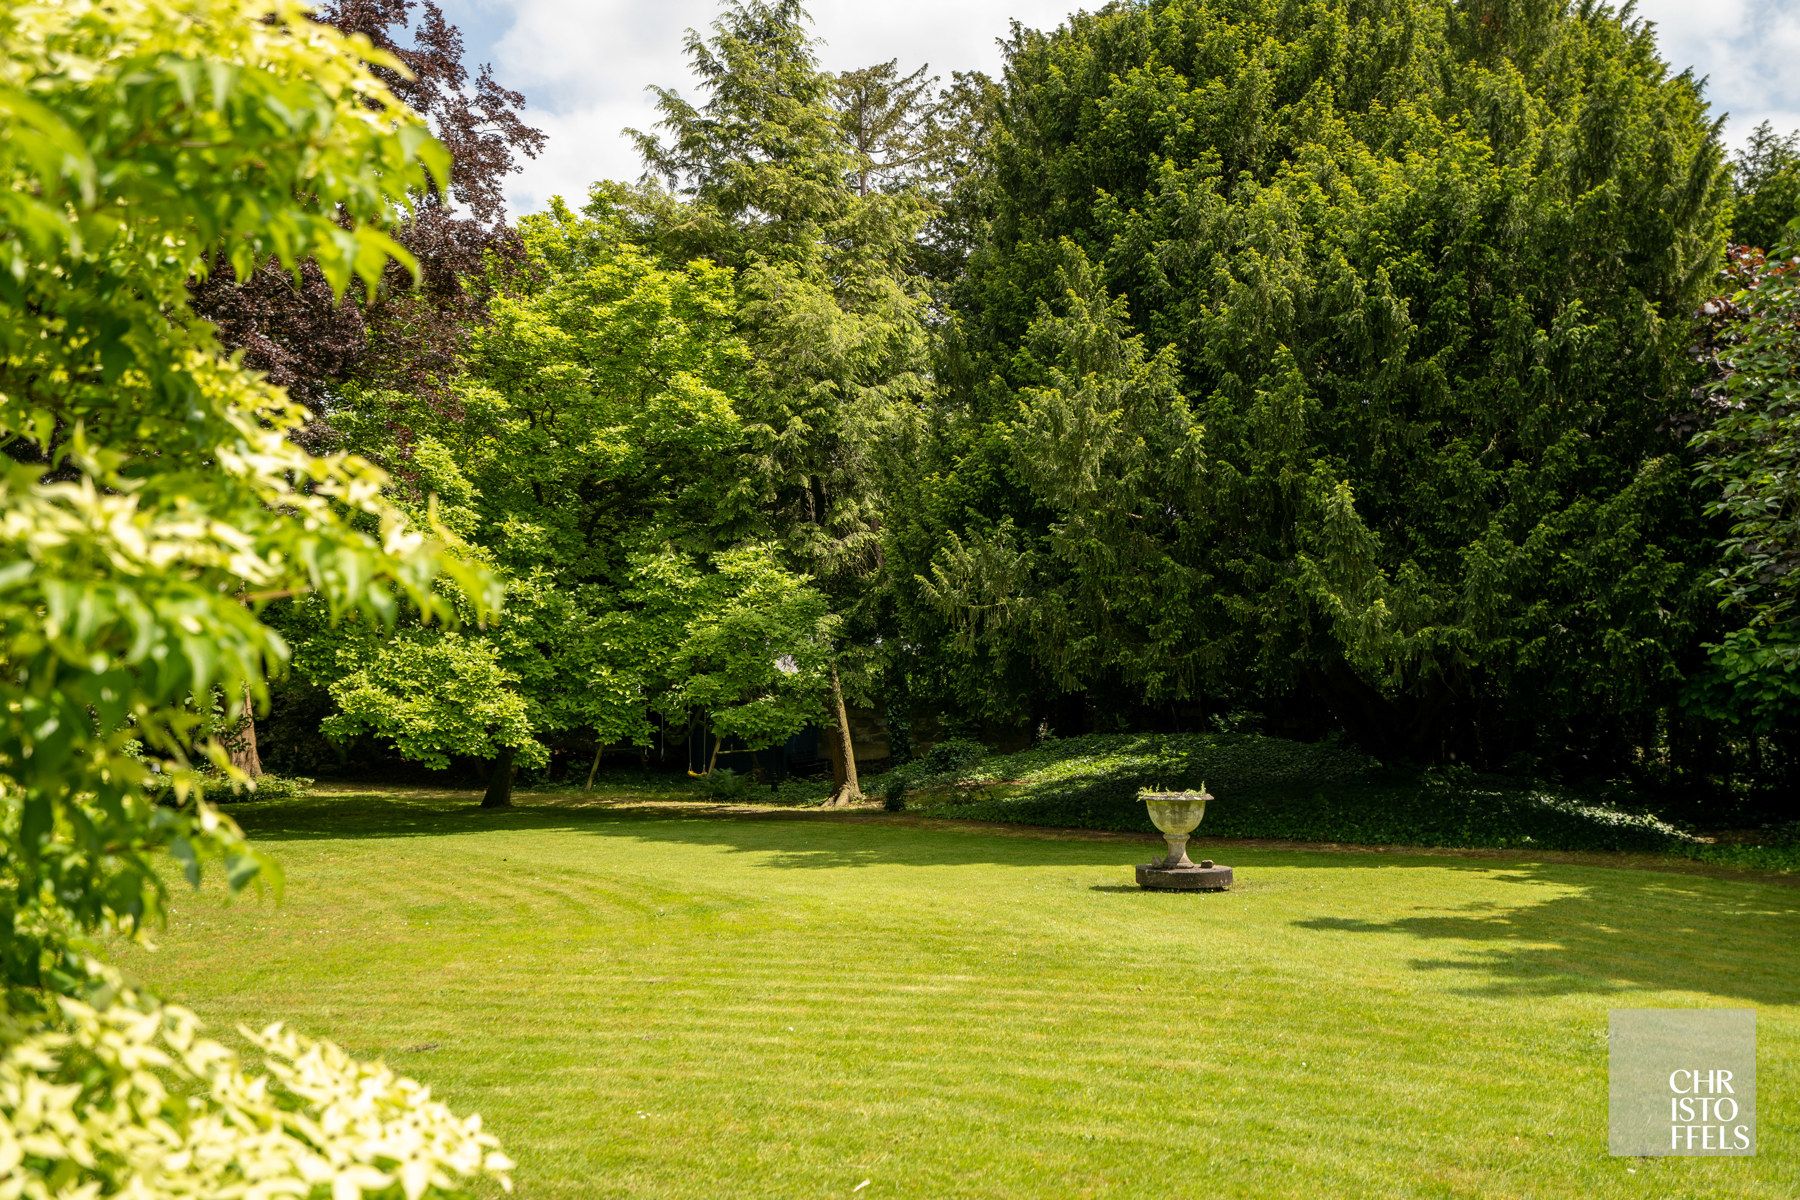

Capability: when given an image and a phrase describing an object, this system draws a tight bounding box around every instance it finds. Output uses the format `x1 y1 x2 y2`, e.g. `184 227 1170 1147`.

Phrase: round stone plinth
1136 862 1233 891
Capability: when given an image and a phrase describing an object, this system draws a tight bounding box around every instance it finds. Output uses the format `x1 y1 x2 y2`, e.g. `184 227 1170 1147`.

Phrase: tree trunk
228 684 263 779
584 742 603 791
481 745 515 808
707 730 722 775
826 665 861 806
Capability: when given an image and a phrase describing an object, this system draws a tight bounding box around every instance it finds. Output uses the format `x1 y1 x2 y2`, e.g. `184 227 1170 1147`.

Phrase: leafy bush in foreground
1 972 512 1199
1 0 508 1193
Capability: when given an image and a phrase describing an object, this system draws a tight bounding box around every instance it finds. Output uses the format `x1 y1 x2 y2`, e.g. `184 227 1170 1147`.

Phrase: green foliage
912 737 990 781
300 3 937 783
1692 230 1800 734
437 198 760 569
914 244 1201 713
881 777 908 812
699 768 757 800
0 0 505 1192
300 200 834 770
0 968 511 1199
234 773 316 803
883 733 1700 855
653 546 836 750
322 627 546 771
629 0 934 716
895 0 1730 768
143 768 316 804
833 59 938 198
0 0 484 984
910 70 1003 285
768 777 834 806
1731 122 1800 251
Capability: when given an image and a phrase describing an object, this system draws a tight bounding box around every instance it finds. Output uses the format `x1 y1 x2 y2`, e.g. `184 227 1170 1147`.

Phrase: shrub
700 768 756 800
240 774 316 802
917 737 989 778
147 770 315 806
897 732 1723 856
0 971 512 1199
769 777 832 806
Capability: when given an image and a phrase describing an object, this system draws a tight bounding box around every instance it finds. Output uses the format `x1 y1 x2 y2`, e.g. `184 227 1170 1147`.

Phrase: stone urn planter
1136 788 1232 891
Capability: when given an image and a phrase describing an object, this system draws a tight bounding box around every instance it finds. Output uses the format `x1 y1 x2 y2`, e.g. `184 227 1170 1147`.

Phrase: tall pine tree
628 0 932 800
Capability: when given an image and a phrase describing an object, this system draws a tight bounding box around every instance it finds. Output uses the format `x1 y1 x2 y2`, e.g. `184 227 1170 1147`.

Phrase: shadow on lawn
237 790 1151 868
1293 881 1800 1007
232 790 1539 873
229 790 1800 1007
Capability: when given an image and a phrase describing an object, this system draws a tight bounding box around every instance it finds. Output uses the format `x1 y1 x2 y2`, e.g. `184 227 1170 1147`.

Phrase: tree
299 198 830 796
191 0 544 778
1692 228 1800 751
319 622 545 806
640 546 837 767
0 0 507 1190
833 60 937 197
908 243 1203 723
631 0 933 801
827 62 1003 289
188 0 545 411
1731 122 1800 252
911 69 1003 288
896 0 1731 770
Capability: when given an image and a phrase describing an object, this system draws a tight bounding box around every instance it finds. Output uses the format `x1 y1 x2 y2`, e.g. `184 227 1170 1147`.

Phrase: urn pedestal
1136 790 1232 891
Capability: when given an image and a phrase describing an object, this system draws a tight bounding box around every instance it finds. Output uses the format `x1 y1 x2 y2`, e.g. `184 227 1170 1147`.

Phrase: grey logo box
1609 1009 1755 1156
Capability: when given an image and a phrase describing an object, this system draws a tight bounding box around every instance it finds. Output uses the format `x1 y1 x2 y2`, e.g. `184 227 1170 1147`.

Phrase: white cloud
489 0 716 210
441 0 1800 214
1635 0 1800 151
448 0 1083 213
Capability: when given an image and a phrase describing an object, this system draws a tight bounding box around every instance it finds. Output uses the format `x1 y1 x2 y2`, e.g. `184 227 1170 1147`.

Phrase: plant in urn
1136 785 1232 891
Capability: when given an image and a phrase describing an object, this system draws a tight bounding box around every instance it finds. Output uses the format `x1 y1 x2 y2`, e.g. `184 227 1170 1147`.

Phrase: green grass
115 787 1799 1199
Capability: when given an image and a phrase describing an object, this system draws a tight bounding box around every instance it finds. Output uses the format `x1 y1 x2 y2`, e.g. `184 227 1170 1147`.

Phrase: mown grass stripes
113 788 1799 1199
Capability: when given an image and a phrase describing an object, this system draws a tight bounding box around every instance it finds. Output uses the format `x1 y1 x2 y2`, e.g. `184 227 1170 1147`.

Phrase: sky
434 0 1800 216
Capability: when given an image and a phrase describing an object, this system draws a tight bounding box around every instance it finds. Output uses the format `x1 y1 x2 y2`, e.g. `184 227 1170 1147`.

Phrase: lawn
114 786 1799 1199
